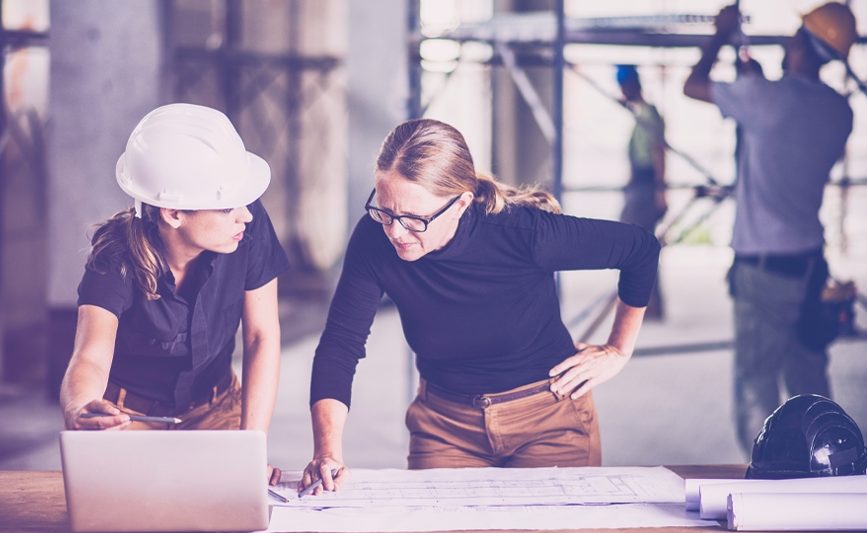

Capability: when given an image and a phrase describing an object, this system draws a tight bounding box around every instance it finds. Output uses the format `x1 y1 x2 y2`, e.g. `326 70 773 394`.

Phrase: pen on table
268 488 290 503
298 468 340 498
81 413 183 425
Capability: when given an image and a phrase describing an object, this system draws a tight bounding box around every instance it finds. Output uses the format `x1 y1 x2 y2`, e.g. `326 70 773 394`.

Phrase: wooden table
0 465 747 533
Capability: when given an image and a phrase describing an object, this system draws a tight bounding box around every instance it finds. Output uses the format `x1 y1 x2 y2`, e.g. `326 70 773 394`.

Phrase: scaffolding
406 2 867 351
408 4 866 199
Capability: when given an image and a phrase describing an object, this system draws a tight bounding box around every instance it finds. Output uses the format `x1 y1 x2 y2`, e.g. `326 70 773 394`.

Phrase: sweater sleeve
309 217 384 409
531 211 661 307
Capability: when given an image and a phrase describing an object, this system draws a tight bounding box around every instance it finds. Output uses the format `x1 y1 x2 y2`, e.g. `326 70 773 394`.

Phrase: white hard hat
116 103 271 217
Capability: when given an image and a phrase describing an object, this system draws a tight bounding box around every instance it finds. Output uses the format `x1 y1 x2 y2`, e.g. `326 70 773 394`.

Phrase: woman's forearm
60 305 121 428
240 278 281 432
311 399 349 461
606 297 647 357
241 334 281 432
60 357 111 425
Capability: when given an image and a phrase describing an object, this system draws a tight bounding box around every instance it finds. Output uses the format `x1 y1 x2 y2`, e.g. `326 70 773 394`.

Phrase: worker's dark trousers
731 262 830 457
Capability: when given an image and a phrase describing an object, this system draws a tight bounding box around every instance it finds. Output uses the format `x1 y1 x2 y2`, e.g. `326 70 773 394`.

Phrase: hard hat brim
243 152 272 206
115 150 272 211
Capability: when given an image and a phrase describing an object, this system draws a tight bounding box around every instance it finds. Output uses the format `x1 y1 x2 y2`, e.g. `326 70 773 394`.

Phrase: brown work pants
107 373 242 430
406 378 602 469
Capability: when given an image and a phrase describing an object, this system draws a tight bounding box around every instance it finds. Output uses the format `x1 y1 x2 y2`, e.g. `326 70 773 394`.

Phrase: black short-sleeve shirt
77 200 289 409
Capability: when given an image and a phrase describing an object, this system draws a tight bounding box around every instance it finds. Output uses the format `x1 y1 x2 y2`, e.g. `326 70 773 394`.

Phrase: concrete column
229 0 347 293
46 0 163 395
492 0 553 187
287 0 348 274
347 0 407 228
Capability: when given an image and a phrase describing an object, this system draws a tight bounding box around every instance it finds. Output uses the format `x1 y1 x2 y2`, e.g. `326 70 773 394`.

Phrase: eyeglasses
364 189 461 233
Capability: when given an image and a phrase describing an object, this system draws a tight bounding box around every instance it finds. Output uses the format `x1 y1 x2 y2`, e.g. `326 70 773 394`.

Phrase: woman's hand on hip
548 342 630 399
65 399 131 430
299 456 348 495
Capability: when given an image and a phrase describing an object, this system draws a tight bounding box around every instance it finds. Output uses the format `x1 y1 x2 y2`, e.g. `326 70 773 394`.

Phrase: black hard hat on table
746 394 867 479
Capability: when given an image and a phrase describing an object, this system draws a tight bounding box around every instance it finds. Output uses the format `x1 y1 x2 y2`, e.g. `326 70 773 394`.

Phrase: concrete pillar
347 0 407 228
492 0 553 187
46 0 163 396
221 0 348 293
283 0 347 275
1 109 49 384
347 0 415 411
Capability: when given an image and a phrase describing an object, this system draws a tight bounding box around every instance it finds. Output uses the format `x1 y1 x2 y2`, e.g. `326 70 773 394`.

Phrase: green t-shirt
628 102 664 170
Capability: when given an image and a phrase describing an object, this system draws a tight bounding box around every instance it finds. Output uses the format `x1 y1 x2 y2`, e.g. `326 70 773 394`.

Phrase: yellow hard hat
802 2 858 59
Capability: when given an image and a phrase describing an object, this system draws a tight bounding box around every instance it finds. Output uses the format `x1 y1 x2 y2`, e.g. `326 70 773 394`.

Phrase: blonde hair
87 204 165 301
376 118 560 214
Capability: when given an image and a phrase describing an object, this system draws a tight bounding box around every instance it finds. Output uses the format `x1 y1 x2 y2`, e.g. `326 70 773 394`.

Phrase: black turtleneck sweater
311 203 660 408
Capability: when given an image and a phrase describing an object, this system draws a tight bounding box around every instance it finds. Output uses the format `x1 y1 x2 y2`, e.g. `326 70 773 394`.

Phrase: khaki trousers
107 373 243 430
731 260 831 456
406 378 602 469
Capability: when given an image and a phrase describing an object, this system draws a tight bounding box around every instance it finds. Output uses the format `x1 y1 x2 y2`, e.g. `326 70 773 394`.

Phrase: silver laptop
59 430 270 532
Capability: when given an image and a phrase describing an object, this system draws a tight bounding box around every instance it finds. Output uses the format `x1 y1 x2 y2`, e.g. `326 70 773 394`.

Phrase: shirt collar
158 251 219 290
423 203 478 261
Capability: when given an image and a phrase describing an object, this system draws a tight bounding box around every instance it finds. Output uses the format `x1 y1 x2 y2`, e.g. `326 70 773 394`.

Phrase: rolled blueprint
727 492 867 531
684 479 747 511
700 475 867 519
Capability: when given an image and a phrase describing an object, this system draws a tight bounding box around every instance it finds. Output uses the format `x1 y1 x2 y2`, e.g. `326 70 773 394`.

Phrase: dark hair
376 118 560 214
87 204 165 300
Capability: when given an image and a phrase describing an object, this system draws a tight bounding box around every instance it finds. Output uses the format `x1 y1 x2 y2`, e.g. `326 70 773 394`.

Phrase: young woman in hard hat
59 104 288 481
300 118 660 494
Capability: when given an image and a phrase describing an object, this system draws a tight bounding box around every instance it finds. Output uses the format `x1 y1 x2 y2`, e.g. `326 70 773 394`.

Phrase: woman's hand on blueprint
299 457 347 495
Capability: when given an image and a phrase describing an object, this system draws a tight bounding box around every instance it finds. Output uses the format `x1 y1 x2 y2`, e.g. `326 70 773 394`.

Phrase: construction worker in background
616 65 666 320
683 3 857 456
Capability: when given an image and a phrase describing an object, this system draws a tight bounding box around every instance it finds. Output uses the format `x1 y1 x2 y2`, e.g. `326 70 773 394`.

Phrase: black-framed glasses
364 189 461 233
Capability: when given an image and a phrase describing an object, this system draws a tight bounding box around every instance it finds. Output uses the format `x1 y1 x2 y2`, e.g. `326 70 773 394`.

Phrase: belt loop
116 388 127 409
210 385 218 405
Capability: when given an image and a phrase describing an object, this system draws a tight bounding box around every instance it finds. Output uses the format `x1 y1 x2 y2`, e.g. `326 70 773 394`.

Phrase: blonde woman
301 118 660 493
60 104 288 483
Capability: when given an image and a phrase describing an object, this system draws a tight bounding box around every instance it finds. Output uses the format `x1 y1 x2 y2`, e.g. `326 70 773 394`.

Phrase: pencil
297 478 324 498
81 413 183 425
268 488 290 503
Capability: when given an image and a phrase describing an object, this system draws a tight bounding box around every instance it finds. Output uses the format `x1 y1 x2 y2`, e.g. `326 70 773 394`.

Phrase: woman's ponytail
87 204 164 300
474 173 561 215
